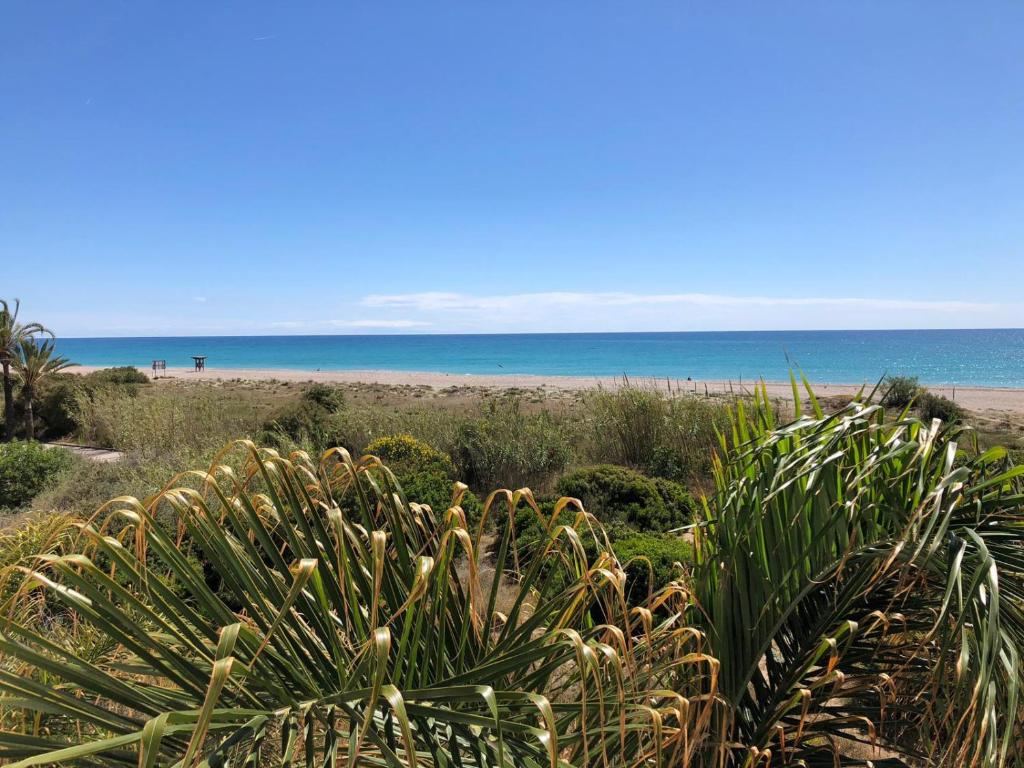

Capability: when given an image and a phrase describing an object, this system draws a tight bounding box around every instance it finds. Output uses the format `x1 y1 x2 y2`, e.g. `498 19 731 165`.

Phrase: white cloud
345 319 430 329
192 296 208 303
361 291 995 314
268 318 431 330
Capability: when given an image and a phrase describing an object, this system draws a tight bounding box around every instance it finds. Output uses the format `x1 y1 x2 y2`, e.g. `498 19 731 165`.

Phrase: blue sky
3 2 1022 336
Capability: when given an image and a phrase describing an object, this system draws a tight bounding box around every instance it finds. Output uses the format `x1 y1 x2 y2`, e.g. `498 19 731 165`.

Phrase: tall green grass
72 386 270 460
582 385 730 481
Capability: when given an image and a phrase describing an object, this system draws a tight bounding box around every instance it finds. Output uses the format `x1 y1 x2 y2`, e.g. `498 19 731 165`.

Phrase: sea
54 329 1024 388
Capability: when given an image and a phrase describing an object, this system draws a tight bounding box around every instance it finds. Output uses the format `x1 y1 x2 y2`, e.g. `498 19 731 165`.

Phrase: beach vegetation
80 365 150 387
364 434 483 525
0 299 51 442
0 441 73 510
22 367 149 442
453 394 571 490
260 398 342 452
880 374 920 408
301 381 346 412
259 384 349 453
364 432 456 473
582 385 729 481
31 377 81 438
555 463 694 532
693 388 1024 764
75 383 269 461
11 337 73 439
918 390 965 423
0 443 715 766
611 530 693 603
0 384 1020 765
30 453 181 519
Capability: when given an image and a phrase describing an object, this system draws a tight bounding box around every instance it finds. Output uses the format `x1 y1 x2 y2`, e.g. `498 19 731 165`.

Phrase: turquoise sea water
55 329 1024 387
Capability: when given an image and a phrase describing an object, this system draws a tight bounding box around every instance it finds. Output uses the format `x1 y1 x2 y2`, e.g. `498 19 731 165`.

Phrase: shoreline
69 365 1024 416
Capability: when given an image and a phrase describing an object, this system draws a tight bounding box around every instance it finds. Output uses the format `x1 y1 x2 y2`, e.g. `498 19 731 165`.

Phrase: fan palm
0 444 718 766
12 337 72 440
0 299 51 441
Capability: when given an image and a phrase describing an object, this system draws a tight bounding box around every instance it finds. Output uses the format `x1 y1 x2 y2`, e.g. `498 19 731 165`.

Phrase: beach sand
70 365 1024 417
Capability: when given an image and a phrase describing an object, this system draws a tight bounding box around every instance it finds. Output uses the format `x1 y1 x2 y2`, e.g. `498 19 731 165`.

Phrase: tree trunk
24 385 34 441
1 360 13 441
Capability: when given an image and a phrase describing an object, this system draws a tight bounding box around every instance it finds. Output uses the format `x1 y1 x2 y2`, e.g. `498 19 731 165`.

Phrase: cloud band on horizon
361 291 996 313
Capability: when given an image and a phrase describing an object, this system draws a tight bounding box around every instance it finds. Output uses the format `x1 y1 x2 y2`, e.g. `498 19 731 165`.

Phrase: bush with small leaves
301 383 346 413
613 531 693 603
881 375 920 409
82 366 150 386
364 434 456 476
556 464 694 532
260 399 348 453
918 391 965 423
365 434 481 526
0 441 74 510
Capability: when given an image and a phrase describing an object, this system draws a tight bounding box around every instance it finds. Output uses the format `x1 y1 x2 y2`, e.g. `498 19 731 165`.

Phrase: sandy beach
70 365 1024 417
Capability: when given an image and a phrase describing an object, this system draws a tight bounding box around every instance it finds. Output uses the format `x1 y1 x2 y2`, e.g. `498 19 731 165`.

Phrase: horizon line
57 326 1024 341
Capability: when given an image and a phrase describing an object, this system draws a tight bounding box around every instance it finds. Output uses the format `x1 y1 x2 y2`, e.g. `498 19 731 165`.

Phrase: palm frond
695 381 1024 766
0 443 719 766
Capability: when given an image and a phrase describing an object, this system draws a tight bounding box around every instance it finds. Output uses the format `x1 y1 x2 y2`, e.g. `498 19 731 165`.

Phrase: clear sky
3 2 1023 336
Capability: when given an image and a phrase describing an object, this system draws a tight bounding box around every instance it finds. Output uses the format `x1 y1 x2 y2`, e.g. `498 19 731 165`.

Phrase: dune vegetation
0 377 1020 765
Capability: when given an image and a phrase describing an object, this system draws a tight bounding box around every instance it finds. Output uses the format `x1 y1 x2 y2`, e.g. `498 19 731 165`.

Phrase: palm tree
0 299 51 440
11 337 72 440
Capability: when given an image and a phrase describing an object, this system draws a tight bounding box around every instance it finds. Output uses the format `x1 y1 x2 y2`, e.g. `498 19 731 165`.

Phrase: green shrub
488 498 582 583
454 396 571 491
82 366 150 386
302 383 346 413
30 369 150 441
0 442 74 510
613 532 693 603
365 434 481 525
259 387 353 454
365 434 456 476
260 400 344 453
492 508 692 606
653 476 697 517
881 375 920 408
33 377 81 438
555 464 694 532
382 469 482 527
918 392 964 423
